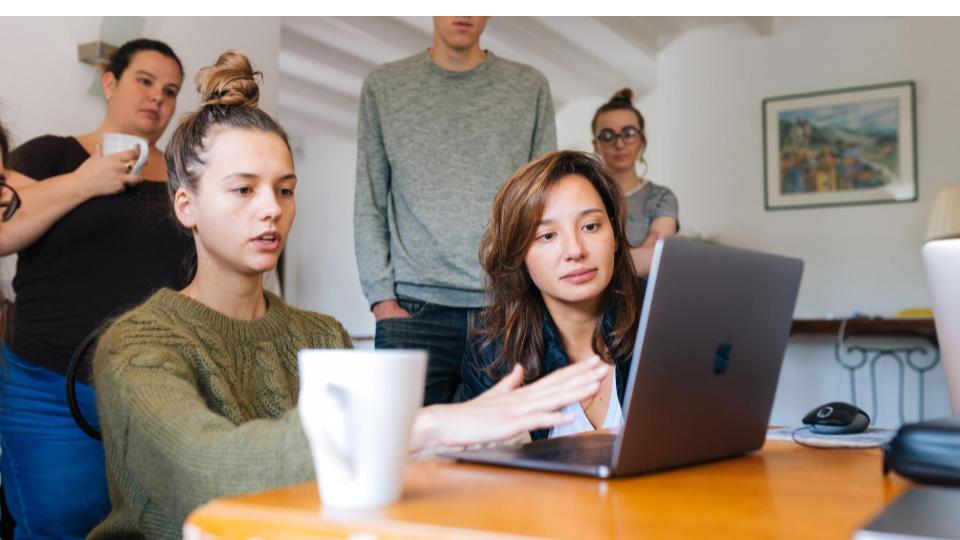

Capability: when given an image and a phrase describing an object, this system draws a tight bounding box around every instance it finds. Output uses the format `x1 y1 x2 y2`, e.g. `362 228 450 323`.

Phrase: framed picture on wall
762 81 917 210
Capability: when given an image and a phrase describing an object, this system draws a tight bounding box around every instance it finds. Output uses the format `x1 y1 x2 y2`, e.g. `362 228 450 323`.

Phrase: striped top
624 180 679 246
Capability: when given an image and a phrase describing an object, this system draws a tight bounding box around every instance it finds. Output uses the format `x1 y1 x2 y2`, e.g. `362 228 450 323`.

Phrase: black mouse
802 402 870 434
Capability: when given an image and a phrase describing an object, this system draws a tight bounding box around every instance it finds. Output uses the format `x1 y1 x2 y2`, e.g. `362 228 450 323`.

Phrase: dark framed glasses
594 126 642 147
0 175 21 222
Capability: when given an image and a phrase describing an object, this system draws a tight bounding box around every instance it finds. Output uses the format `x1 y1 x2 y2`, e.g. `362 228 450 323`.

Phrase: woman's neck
180 266 267 321
546 299 603 363
612 168 644 194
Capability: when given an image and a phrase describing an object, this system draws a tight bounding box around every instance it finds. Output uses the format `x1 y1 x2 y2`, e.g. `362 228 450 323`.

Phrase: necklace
579 355 609 412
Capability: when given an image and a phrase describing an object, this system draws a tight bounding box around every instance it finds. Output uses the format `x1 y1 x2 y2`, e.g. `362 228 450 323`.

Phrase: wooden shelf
791 318 937 344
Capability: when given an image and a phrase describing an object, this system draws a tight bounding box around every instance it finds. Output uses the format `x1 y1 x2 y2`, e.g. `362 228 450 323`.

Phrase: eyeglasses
0 175 22 222
594 126 642 147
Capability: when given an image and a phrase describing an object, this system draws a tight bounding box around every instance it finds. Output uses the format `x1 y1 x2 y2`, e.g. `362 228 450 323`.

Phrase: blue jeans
375 297 480 406
0 343 110 539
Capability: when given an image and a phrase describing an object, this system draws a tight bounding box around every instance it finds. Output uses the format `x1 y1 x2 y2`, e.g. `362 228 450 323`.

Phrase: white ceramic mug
298 349 426 509
102 132 149 174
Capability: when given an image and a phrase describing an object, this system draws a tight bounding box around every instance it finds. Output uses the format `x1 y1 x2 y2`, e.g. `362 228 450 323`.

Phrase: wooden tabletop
185 440 911 540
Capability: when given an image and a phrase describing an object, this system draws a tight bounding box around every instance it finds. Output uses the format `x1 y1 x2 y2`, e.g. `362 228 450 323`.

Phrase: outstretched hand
410 356 609 452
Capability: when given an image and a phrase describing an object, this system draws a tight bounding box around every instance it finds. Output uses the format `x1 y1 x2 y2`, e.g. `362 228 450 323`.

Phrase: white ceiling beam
743 17 775 36
278 85 357 132
487 17 644 99
535 16 656 95
279 73 358 113
281 25 375 82
282 16 426 66
330 16 431 59
595 17 665 56
277 15 757 143
394 16 599 102
278 105 356 142
278 49 365 98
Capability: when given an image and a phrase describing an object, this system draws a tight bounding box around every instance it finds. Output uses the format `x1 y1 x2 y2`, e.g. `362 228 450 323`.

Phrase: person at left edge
0 39 193 540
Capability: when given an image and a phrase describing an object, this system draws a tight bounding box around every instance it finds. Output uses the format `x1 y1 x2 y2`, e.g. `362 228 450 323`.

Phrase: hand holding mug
75 146 143 198
102 132 149 174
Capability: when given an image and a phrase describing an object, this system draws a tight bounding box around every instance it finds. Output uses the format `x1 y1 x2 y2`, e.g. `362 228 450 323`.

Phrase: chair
65 323 109 441
834 318 940 425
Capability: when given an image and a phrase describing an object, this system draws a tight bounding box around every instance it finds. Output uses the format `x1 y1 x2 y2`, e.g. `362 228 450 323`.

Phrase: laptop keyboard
517 433 616 465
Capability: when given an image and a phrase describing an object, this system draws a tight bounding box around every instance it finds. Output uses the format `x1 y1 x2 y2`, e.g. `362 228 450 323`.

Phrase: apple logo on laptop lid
714 338 733 375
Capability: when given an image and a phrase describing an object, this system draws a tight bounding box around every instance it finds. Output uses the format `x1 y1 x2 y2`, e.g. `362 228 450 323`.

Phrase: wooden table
185 440 911 540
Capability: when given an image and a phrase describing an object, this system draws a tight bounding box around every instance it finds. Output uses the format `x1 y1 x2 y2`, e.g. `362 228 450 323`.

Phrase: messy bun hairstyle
165 50 291 200
591 87 647 153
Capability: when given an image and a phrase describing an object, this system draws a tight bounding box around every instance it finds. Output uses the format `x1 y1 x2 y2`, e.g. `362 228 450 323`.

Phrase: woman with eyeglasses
592 88 678 276
0 39 193 540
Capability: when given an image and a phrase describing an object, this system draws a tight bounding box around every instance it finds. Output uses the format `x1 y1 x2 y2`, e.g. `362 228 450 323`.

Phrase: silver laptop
443 237 803 478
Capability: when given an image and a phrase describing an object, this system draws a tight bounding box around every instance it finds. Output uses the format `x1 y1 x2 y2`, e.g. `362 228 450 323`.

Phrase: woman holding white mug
0 39 193 539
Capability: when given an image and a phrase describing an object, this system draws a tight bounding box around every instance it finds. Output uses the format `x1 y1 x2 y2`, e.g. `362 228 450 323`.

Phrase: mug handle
320 382 355 482
131 138 149 174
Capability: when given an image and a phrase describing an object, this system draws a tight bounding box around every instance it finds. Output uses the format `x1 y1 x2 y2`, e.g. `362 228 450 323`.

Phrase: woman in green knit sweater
89 51 609 540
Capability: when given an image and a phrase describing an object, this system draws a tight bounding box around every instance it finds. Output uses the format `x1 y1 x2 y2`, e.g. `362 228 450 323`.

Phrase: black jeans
374 297 480 406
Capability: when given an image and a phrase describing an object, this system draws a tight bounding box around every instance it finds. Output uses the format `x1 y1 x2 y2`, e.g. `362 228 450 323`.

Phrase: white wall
0 17 280 147
645 17 958 425
654 17 958 318
284 131 375 338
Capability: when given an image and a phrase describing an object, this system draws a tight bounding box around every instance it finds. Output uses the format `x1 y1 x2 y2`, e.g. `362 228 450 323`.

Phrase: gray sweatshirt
354 50 557 308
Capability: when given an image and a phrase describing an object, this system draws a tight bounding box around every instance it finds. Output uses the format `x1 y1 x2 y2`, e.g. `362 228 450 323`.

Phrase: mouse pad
766 426 897 448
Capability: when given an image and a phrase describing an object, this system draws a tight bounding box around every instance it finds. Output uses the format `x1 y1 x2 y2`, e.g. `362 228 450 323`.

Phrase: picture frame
762 81 917 211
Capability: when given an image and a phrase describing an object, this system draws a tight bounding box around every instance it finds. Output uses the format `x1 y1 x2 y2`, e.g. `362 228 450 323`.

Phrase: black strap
65 322 109 441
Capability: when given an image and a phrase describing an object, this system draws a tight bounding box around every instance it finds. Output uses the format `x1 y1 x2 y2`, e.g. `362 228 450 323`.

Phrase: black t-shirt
9 135 194 376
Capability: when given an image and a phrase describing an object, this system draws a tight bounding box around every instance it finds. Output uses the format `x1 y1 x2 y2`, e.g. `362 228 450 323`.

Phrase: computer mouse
802 402 870 434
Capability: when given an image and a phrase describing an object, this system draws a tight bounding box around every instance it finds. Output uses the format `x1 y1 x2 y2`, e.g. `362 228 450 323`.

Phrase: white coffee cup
102 132 149 174
297 349 426 509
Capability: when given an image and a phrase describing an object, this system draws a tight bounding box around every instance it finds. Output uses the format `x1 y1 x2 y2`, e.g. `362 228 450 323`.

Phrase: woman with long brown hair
460 150 641 440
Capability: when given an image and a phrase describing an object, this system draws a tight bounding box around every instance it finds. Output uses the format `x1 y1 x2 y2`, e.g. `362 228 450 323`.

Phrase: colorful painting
763 82 916 210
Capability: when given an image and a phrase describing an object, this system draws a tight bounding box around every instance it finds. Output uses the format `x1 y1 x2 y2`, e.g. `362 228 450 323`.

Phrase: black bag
884 415 960 485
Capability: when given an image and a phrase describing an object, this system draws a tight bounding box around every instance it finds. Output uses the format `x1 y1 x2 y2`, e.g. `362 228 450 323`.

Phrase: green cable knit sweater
88 288 352 540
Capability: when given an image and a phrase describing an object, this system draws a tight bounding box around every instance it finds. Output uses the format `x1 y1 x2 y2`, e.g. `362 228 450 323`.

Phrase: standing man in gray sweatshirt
354 16 557 405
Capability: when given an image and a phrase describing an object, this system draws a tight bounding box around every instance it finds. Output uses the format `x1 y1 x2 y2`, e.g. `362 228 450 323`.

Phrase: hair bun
196 50 261 109
609 88 634 105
